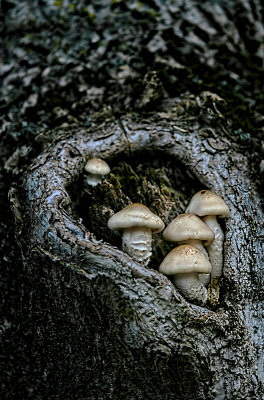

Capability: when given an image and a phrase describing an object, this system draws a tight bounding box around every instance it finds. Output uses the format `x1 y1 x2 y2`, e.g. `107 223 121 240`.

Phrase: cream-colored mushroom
162 213 214 286
159 244 212 306
186 190 230 281
84 158 110 186
108 203 164 266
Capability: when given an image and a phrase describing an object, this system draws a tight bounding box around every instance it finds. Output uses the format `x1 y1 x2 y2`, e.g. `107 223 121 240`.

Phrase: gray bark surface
12 107 264 399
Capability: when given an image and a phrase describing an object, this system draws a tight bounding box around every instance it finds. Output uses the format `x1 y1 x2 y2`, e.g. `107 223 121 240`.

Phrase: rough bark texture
1 0 264 399
9 105 262 399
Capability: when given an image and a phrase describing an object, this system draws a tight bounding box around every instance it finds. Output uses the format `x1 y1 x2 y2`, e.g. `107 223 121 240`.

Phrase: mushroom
163 213 214 256
162 213 215 286
186 190 230 281
159 244 212 305
84 158 110 186
107 203 164 265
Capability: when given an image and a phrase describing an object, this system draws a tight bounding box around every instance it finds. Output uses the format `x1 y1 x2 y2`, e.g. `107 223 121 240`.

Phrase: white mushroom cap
163 213 214 245
107 203 165 233
159 244 212 275
84 158 110 176
186 190 230 218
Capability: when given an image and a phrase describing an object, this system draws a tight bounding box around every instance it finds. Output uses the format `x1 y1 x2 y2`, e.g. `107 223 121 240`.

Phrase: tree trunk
2 0 264 398
11 105 264 399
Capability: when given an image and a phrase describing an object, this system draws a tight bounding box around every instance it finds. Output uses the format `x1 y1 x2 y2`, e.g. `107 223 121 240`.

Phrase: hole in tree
68 150 204 270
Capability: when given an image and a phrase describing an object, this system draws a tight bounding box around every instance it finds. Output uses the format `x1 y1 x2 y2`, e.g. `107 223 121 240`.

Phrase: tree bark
12 106 264 399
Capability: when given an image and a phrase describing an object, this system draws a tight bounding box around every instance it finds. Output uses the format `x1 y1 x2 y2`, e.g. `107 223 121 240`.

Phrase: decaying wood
14 104 264 399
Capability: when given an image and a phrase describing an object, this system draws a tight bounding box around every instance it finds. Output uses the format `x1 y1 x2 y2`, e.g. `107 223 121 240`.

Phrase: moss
53 0 63 9
118 299 136 321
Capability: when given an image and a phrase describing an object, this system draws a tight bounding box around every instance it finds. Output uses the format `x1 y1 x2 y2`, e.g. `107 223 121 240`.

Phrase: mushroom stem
86 174 103 186
122 227 152 265
181 239 211 287
202 215 224 280
199 273 211 288
172 273 208 306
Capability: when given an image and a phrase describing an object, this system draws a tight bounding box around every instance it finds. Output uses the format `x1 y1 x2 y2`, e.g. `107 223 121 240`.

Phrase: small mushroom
186 190 230 281
84 158 110 186
159 244 212 305
107 203 164 265
162 213 215 286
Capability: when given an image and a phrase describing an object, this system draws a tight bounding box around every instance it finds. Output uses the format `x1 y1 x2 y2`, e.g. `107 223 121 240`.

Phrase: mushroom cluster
106 189 229 306
159 190 229 305
162 213 214 287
